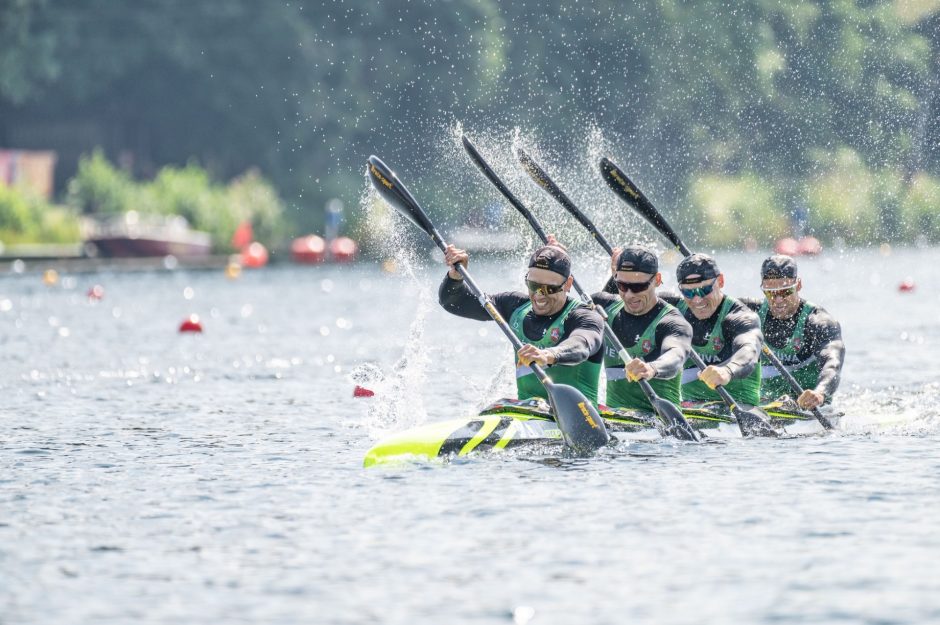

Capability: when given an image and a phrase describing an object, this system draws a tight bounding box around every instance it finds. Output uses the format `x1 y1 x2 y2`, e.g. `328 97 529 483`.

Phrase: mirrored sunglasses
762 285 797 299
525 279 566 295
679 280 716 299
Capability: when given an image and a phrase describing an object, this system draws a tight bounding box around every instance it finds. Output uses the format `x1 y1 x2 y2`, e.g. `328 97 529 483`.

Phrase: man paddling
591 246 692 412
440 243 605 404
670 254 763 407
742 255 845 409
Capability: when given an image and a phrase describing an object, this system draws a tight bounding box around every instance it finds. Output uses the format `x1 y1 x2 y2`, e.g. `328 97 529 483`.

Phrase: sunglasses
525 279 566 295
679 280 717 299
616 276 655 294
762 285 797 299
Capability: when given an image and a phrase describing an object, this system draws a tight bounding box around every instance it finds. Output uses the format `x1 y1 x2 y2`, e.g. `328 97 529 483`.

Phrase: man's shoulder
725 296 761 326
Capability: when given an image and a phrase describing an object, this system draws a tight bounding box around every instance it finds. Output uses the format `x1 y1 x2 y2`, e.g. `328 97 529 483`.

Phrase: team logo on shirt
550 327 561 343
792 336 802 351
711 336 724 352
641 339 653 355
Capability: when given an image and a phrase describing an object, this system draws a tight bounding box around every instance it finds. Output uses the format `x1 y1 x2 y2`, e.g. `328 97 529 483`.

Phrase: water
2 247 939 624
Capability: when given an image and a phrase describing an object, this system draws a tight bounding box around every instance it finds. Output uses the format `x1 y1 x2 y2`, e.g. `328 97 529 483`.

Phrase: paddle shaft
761 345 833 428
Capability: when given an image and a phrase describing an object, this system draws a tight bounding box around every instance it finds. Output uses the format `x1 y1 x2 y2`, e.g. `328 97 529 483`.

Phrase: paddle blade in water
544 383 610 452
652 397 699 442
367 155 436 240
734 405 778 438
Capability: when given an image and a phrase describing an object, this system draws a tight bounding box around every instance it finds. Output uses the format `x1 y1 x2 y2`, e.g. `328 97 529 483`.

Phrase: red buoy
353 385 375 398
87 285 105 300
898 278 916 293
241 241 269 268
179 314 203 333
291 235 327 264
798 236 822 256
774 237 800 256
329 236 358 263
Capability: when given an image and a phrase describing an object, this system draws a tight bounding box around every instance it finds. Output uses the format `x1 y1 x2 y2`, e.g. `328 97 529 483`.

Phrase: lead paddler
742 254 845 410
671 253 764 407
591 245 692 412
440 243 605 404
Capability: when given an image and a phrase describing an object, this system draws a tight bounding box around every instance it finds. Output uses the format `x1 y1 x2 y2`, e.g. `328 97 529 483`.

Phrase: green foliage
67 149 136 215
0 183 80 244
898 172 940 241
687 174 789 248
806 149 882 244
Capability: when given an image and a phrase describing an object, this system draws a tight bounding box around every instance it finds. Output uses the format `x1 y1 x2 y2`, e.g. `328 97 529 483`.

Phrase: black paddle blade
599 157 692 256
733 405 778 438
544 383 610 453
516 147 555 194
367 155 438 243
651 397 700 441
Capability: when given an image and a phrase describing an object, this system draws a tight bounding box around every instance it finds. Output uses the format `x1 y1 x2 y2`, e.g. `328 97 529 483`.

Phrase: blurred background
1 0 938 257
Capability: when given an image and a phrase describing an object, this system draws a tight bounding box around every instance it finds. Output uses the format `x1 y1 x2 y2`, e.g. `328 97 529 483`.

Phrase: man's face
761 276 802 319
525 267 570 315
615 271 660 315
679 274 724 319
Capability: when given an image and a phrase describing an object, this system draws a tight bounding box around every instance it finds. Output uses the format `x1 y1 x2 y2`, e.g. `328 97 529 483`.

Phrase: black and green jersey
439 276 605 403
592 292 691 411
741 297 845 402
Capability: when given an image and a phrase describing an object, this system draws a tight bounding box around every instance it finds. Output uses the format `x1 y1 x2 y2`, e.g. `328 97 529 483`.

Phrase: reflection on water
2 248 939 624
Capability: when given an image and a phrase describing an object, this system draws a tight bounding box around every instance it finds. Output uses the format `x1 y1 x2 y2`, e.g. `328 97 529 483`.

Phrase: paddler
591 245 692 412
741 255 845 409
670 253 763 407
440 242 605 404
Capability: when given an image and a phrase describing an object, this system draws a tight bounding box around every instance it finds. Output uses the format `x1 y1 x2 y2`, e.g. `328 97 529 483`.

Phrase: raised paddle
462 135 698 441
599 157 833 432
366 155 610 453
516 148 774 438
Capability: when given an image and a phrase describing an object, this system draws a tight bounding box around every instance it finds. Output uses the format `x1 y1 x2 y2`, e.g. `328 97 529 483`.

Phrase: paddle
455 140 697 441
366 155 610 453
599 157 833 433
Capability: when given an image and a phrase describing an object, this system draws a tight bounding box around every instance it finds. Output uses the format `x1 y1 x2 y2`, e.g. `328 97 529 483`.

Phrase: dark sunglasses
615 276 655 294
525 279 566 295
763 285 797 299
679 280 717 299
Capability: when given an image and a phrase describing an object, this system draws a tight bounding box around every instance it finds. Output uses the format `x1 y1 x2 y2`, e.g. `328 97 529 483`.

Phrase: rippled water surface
2 247 939 625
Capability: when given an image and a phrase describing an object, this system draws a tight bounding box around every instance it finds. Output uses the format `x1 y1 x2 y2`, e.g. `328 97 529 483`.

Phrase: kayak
363 398 839 467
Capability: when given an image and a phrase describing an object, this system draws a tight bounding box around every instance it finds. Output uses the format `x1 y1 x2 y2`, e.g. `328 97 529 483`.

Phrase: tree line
1 0 937 246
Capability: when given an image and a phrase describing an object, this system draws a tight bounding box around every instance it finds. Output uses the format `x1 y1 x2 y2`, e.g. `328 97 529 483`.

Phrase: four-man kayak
363 398 839 467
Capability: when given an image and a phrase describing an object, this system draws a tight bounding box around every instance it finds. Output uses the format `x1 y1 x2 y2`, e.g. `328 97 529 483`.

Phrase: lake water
2 246 939 624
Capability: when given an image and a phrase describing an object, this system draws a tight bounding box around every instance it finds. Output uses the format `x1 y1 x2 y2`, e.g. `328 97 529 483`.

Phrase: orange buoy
87 285 105 300
330 237 358 262
241 241 269 268
179 314 203 333
291 235 327 264
774 237 799 256
798 236 822 256
898 278 916 293
353 385 375 398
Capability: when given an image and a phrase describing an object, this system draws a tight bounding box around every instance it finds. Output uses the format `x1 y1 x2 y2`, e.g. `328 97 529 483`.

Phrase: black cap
616 245 658 274
528 245 571 278
676 253 720 284
761 254 798 279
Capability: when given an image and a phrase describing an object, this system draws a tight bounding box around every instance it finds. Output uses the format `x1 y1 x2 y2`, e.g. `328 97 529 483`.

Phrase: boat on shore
363 398 838 467
84 211 212 258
